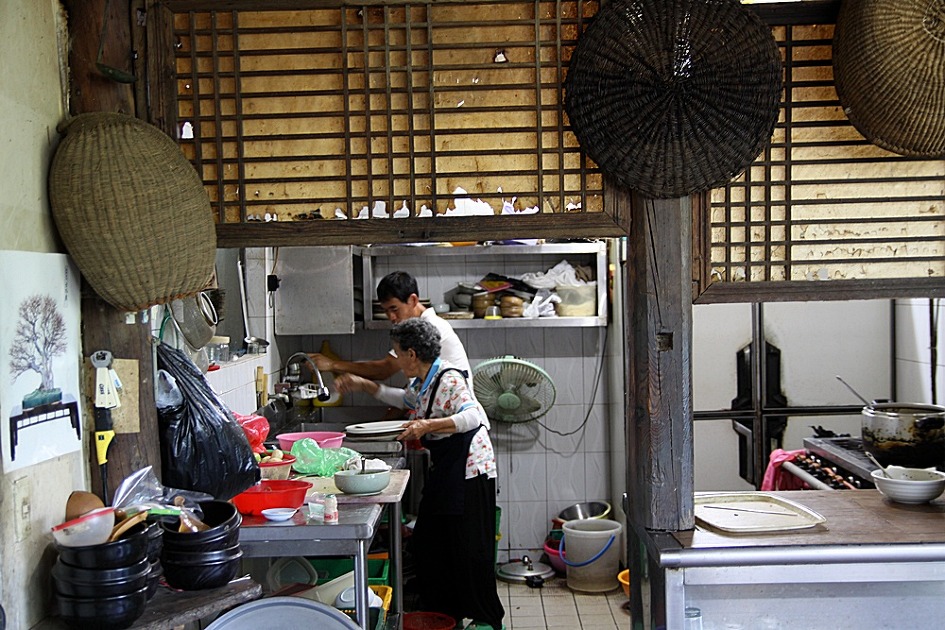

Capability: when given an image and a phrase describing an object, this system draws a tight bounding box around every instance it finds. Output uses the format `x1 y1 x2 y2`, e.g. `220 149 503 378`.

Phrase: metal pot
862 403 945 468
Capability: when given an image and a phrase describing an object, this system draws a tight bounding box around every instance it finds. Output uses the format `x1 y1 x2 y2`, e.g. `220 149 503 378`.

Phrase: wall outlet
14 476 31 542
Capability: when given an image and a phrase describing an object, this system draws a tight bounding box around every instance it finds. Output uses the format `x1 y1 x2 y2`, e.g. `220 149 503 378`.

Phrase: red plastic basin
275 431 346 451
231 480 312 515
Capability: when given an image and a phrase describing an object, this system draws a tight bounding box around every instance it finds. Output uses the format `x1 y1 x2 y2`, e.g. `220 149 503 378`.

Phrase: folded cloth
761 448 808 491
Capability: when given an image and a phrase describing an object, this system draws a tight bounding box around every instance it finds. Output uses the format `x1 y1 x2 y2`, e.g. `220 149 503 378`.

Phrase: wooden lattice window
701 22 945 301
171 1 603 227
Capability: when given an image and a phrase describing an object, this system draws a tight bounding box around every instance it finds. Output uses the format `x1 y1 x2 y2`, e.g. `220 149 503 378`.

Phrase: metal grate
172 1 603 225
709 23 945 285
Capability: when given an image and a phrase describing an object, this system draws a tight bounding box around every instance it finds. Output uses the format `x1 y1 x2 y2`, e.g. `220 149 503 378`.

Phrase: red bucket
404 612 455 630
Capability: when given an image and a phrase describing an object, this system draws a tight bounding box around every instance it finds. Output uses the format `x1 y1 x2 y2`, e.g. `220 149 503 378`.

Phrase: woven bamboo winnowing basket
564 0 782 199
833 0 945 158
48 112 216 312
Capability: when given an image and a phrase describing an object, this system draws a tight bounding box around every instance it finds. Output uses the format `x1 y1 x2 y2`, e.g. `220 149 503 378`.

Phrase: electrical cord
538 326 609 437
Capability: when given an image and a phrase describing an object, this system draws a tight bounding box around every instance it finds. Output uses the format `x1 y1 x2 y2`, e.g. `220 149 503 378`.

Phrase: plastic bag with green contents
290 439 360 476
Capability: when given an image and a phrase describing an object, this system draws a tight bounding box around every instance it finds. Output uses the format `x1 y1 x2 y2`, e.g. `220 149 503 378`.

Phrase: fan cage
472 356 556 424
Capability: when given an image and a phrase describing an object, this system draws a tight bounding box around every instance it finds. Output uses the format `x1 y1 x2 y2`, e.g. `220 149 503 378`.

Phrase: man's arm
309 352 399 381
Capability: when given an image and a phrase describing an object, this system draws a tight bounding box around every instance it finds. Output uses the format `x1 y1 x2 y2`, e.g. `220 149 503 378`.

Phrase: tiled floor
493 577 631 629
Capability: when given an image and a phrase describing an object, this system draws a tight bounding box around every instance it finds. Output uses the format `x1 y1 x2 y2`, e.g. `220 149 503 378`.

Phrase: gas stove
787 436 879 490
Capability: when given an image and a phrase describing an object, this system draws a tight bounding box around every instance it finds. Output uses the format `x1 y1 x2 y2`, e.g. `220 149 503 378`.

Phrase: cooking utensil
174 496 210 533
834 375 872 408
108 512 148 543
237 257 269 353
861 403 945 468
864 451 889 477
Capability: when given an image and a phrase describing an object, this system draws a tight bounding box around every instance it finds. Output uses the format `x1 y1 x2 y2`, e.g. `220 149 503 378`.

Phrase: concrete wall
0 2 87 628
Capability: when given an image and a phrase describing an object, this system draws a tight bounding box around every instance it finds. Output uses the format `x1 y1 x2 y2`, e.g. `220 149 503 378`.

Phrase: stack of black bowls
144 520 164 598
52 521 152 630
160 500 243 590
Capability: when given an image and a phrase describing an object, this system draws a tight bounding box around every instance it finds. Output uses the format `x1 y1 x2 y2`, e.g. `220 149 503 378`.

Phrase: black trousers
413 474 505 630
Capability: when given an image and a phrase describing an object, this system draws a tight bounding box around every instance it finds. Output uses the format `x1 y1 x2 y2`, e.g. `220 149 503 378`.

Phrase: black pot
145 521 163 562
161 551 243 591
57 586 148 630
55 524 149 569
161 543 241 566
159 501 240 547
146 560 162 600
53 558 149 598
160 520 240 553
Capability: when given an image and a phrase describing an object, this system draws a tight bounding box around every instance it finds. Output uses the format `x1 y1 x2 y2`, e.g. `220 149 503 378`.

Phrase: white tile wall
254 247 615 563
895 298 944 403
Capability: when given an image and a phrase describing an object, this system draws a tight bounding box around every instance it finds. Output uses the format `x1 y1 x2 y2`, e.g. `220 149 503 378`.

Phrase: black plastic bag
155 343 259 500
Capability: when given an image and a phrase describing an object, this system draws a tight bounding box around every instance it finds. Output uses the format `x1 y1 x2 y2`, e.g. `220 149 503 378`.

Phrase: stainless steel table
239 470 409 630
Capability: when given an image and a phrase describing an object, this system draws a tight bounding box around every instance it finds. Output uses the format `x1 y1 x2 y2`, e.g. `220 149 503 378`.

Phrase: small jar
323 493 339 523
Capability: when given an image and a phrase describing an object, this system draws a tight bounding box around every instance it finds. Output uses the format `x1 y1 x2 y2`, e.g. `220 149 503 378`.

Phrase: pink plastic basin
275 431 345 451
543 538 566 573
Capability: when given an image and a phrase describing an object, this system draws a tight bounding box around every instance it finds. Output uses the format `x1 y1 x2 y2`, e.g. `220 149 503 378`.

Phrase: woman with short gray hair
335 318 504 630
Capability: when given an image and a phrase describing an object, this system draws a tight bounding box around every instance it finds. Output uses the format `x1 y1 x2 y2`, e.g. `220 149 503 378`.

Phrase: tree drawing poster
1 251 82 472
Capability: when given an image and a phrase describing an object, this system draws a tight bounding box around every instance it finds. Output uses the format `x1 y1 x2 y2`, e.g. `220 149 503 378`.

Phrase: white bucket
561 518 623 593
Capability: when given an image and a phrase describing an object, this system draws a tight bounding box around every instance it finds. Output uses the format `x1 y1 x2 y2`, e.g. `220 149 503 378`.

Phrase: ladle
834 375 873 408
864 451 889 478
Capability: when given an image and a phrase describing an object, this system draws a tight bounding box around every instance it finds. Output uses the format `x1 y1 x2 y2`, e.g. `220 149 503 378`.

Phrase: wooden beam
63 0 161 503
215 212 628 248
625 192 694 532
695 277 945 304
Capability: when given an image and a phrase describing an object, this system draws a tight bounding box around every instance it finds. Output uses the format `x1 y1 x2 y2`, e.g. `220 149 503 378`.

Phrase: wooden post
625 192 695 530
623 192 695 629
62 0 160 502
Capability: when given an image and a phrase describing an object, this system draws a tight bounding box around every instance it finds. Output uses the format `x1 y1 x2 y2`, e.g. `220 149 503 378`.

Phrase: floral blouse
375 358 497 480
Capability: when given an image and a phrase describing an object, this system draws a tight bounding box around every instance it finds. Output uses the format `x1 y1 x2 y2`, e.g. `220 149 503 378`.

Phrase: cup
484 305 502 320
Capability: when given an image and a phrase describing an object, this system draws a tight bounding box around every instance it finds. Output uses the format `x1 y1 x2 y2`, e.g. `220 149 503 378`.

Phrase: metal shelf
358 241 609 329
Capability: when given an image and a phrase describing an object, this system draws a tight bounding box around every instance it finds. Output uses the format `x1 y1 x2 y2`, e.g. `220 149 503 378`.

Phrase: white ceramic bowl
261 507 298 522
334 469 391 495
871 468 945 504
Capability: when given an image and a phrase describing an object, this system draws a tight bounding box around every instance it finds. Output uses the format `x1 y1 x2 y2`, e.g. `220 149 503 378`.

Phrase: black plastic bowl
159 500 240 547
146 560 162 600
161 551 243 591
161 543 241 566
57 585 148 630
145 521 163 562
53 556 150 598
160 518 240 553
55 523 149 570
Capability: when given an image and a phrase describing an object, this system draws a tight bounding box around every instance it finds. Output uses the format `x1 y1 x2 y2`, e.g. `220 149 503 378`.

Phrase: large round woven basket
833 0 945 157
564 0 782 199
49 112 216 312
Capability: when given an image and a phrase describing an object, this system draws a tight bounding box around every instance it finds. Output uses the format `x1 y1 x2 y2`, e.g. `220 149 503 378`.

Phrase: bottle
312 340 344 407
684 607 703 630
323 493 339 523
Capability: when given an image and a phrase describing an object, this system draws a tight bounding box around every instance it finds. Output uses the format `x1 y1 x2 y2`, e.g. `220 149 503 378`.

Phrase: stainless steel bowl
554 501 611 525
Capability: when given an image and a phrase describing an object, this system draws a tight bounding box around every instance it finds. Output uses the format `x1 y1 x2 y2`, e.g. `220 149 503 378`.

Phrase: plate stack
344 421 406 442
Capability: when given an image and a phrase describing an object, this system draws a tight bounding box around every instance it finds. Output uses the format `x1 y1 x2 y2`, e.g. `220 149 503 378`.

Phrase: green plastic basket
308 557 390 586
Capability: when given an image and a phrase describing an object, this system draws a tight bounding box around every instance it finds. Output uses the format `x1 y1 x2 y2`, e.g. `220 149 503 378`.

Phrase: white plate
345 420 407 436
694 492 826 533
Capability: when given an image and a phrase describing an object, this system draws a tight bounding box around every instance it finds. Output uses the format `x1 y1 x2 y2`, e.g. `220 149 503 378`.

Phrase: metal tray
694 492 827 533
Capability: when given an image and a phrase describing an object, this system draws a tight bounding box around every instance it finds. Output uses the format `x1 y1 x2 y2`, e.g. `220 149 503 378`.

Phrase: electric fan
472 356 556 423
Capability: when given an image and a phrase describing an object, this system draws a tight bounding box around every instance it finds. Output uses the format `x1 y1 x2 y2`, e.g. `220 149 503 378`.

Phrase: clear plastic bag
290 439 360 477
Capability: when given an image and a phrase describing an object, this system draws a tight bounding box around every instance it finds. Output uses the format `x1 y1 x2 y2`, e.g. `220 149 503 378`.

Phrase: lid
496 555 555 583
205 596 359 629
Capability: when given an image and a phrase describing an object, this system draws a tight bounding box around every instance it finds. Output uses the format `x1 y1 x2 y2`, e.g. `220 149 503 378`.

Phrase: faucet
284 352 331 402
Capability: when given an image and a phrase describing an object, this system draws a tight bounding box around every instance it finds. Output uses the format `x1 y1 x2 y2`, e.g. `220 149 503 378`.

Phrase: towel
761 448 808 491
